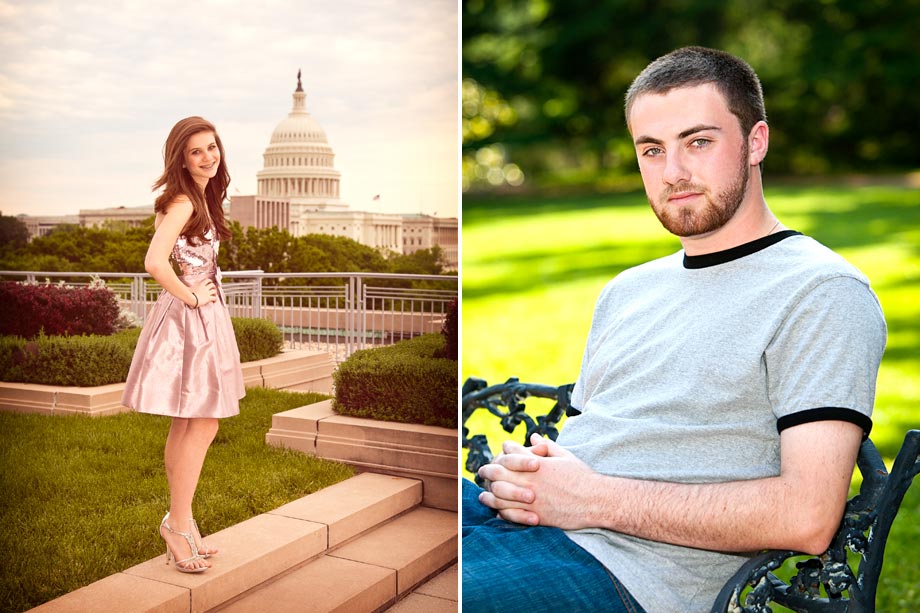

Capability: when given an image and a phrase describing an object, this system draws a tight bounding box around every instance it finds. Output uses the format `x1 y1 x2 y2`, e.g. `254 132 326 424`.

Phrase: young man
462 47 887 613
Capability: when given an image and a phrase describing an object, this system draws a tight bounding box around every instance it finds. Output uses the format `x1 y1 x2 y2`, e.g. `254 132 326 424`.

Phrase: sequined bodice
171 227 219 278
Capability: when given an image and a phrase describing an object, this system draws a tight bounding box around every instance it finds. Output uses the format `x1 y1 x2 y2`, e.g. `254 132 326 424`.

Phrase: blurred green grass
461 183 920 610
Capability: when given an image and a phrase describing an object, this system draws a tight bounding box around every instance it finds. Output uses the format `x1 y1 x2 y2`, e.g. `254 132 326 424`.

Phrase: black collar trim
683 230 802 269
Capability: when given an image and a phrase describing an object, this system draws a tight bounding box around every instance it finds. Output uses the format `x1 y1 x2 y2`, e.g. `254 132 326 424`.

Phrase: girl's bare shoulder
155 196 194 229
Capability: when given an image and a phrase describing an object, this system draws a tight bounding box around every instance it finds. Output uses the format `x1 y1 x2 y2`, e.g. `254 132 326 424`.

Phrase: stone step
215 506 458 612
28 473 425 613
266 399 458 512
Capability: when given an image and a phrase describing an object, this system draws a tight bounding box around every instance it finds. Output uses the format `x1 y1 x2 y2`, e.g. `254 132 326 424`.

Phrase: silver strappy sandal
159 514 208 573
163 512 218 558
190 517 219 558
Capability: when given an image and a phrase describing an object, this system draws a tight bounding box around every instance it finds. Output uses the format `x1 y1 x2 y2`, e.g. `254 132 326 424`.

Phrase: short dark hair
625 46 766 138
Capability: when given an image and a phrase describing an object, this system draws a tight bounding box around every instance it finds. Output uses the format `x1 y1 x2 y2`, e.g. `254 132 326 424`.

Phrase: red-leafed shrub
0 281 121 338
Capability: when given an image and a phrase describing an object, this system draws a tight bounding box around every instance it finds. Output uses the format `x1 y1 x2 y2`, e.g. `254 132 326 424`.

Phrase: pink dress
122 228 245 418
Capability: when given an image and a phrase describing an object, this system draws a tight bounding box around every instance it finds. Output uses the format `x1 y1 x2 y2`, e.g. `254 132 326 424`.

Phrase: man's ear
748 121 769 166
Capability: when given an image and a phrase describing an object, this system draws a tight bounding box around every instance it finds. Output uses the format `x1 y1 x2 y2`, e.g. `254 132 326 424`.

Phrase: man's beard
648 144 750 238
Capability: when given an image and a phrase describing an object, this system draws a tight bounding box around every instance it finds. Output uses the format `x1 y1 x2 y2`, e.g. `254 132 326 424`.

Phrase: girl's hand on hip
190 279 218 307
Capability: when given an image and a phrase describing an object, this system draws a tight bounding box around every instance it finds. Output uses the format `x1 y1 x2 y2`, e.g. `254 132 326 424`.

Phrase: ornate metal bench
462 376 920 613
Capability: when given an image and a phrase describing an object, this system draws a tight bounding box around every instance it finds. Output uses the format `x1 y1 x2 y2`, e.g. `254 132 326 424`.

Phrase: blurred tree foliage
219 222 450 288
0 214 30 252
0 220 153 272
0 218 451 283
463 0 920 191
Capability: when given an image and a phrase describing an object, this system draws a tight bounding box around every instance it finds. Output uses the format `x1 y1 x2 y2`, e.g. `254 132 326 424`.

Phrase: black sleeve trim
776 407 872 439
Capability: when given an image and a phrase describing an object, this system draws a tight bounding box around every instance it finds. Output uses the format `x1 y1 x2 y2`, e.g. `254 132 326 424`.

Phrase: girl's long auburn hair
153 116 232 242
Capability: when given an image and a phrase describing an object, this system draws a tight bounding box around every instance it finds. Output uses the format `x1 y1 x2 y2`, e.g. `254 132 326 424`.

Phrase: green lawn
0 388 354 613
462 183 920 610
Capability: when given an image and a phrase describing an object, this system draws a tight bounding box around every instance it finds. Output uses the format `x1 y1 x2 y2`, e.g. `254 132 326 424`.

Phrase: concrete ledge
0 383 59 416
124 514 327 613
244 350 336 394
270 473 422 547
239 360 263 389
0 350 334 417
27 572 189 613
264 402 337 454
266 401 458 511
218 555 396 613
55 384 129 417
0 382 127 417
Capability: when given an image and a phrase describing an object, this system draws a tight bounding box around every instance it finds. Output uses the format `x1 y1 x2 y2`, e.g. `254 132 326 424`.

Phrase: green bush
0 318 282 387
231 317 283 362
333 333 458 428
0 328 140 386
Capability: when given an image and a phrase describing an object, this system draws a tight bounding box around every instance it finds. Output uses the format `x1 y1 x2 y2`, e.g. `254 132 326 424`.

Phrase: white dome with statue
256 70 346 210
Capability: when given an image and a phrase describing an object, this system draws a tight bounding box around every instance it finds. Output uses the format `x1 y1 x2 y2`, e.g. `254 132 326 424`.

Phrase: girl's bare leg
162 417 219 568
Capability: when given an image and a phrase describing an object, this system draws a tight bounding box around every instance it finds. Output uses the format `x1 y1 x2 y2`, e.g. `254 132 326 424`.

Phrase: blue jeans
462 479 646 613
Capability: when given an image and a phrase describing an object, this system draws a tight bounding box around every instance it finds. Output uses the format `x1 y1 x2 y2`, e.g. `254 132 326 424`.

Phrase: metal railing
0 270 457 361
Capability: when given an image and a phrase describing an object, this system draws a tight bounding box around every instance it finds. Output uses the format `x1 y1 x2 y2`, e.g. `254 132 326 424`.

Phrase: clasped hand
477 433 599 530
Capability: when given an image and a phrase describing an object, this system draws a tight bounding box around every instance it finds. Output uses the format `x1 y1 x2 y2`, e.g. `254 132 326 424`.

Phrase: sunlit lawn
462 183 920 610
0 388 355 612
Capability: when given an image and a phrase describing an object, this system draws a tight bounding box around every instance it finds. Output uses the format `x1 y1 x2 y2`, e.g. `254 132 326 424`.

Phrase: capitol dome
269 114 328 144
256 71 345 209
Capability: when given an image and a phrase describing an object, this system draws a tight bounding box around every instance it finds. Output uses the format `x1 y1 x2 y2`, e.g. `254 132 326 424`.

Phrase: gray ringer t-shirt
557 231 886 613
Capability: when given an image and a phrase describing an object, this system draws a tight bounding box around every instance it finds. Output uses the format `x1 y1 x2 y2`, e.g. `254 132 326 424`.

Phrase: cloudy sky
0 0 458 219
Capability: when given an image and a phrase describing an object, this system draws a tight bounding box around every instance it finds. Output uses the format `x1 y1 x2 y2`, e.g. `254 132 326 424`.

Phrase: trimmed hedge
332 333 457 428
0 281 121 338
231 317 283 362
0 329 140 386
0 318 282 387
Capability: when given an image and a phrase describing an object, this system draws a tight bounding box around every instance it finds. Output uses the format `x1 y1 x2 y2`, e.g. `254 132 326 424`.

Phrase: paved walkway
386 563 457 612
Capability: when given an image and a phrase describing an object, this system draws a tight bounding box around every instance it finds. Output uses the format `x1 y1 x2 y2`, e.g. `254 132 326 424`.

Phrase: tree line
0 215 451 284
463 0 920 191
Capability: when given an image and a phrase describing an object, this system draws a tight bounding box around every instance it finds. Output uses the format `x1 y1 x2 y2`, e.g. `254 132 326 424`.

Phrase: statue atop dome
291 69 307 114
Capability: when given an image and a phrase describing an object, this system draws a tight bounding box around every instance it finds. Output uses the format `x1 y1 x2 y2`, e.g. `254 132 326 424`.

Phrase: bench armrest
711 430 920 613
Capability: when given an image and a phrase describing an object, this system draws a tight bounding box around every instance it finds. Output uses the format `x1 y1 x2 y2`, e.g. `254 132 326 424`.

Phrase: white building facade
230 73 456 268
402 214 458 269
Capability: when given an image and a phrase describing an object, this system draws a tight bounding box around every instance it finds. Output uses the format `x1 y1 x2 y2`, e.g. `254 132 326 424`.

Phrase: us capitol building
229 72 457 269
22 72 457 270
